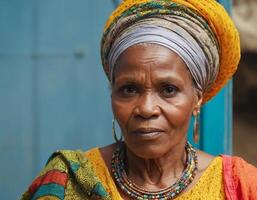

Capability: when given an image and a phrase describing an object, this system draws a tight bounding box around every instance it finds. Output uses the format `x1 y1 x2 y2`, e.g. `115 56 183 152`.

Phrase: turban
101 0 240 103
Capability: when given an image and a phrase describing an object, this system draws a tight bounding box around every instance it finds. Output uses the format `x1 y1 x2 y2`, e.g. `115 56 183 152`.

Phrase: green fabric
20 150 112 200
31 183 65 200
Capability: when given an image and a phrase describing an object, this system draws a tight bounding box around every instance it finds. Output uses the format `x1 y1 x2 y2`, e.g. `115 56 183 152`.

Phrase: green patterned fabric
20 150 112 200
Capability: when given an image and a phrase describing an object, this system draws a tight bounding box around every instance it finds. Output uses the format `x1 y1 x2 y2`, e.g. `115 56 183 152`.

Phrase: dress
20 148 257 200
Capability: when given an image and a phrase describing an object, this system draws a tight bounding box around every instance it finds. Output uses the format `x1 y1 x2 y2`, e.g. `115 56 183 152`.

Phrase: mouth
131 127 165 135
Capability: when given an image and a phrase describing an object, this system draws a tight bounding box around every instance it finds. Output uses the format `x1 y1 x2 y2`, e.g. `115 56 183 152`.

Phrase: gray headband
108 17 220 93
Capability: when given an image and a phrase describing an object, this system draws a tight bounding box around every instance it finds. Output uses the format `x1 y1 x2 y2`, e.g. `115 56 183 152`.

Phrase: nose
133 92 161 119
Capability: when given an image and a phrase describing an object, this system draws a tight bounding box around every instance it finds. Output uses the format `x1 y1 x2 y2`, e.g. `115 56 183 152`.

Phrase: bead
111 142 197 200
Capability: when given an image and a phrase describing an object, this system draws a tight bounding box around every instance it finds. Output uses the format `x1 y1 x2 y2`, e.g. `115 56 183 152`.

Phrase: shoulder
221 155 257 200
21 149 111 200
196 150 216 172
221 155 257 174
20 150 86 200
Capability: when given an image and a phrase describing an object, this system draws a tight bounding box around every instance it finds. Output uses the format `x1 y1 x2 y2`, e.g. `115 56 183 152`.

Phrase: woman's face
111 44 201 159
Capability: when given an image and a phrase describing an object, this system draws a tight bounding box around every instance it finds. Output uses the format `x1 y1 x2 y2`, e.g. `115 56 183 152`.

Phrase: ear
193 92 203 116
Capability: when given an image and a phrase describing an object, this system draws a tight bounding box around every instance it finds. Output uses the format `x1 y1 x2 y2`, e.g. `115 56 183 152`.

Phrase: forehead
114 44 192 82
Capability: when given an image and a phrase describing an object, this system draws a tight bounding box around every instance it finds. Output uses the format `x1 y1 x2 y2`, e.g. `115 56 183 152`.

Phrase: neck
125 141 187 190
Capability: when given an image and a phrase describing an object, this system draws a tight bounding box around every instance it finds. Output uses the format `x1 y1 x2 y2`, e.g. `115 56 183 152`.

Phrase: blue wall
0 0 232 199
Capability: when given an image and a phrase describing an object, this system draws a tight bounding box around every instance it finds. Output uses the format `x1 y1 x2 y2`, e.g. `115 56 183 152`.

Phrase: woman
21 0 257 199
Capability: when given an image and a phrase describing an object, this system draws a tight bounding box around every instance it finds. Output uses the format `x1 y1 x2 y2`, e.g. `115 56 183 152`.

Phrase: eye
161 85 178 97
120 85 138 96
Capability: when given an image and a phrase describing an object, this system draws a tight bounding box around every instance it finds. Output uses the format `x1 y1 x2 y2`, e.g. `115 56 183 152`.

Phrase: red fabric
28 170 68 194
222 155 257 200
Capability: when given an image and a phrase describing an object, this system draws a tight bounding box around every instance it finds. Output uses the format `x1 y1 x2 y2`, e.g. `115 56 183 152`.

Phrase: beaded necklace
111 142 198 199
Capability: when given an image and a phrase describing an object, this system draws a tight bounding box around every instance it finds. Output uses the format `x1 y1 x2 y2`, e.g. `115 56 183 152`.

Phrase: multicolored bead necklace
111 142 198 199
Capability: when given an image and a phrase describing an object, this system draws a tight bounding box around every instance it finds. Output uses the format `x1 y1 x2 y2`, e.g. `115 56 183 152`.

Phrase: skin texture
100 44 214 198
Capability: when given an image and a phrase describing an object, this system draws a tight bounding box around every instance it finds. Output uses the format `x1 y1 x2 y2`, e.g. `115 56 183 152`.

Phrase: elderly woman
21 0 257 199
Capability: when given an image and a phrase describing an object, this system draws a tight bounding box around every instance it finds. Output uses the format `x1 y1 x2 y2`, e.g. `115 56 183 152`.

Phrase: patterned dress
20 148 257 200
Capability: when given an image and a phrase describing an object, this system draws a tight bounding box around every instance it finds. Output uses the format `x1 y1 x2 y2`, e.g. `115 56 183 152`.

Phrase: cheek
164 96 195 128
111 98 133 131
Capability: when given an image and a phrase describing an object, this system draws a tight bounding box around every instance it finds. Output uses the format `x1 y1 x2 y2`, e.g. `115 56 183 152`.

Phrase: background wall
0 1 115 199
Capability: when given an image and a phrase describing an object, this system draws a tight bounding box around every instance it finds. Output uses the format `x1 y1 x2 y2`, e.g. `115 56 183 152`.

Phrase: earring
193 110 200 144
112 119 123 143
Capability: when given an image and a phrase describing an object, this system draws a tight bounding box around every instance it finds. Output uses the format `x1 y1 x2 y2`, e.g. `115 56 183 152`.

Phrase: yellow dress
86 148 225 200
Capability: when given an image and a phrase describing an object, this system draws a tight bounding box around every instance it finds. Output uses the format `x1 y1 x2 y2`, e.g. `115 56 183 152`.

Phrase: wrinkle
126 143 187 188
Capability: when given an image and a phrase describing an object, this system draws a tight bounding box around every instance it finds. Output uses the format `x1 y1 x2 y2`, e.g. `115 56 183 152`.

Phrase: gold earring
193 110 200 144
112 119 123 143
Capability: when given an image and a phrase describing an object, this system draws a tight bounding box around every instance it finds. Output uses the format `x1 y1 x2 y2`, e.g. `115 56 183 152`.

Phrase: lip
131 127 165 135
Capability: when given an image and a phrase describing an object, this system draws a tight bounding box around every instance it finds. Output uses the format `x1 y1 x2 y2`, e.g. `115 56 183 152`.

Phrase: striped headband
108 16 220 93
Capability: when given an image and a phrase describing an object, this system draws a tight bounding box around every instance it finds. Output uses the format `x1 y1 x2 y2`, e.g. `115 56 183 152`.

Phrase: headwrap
101 0 240 103
108 15 219 93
